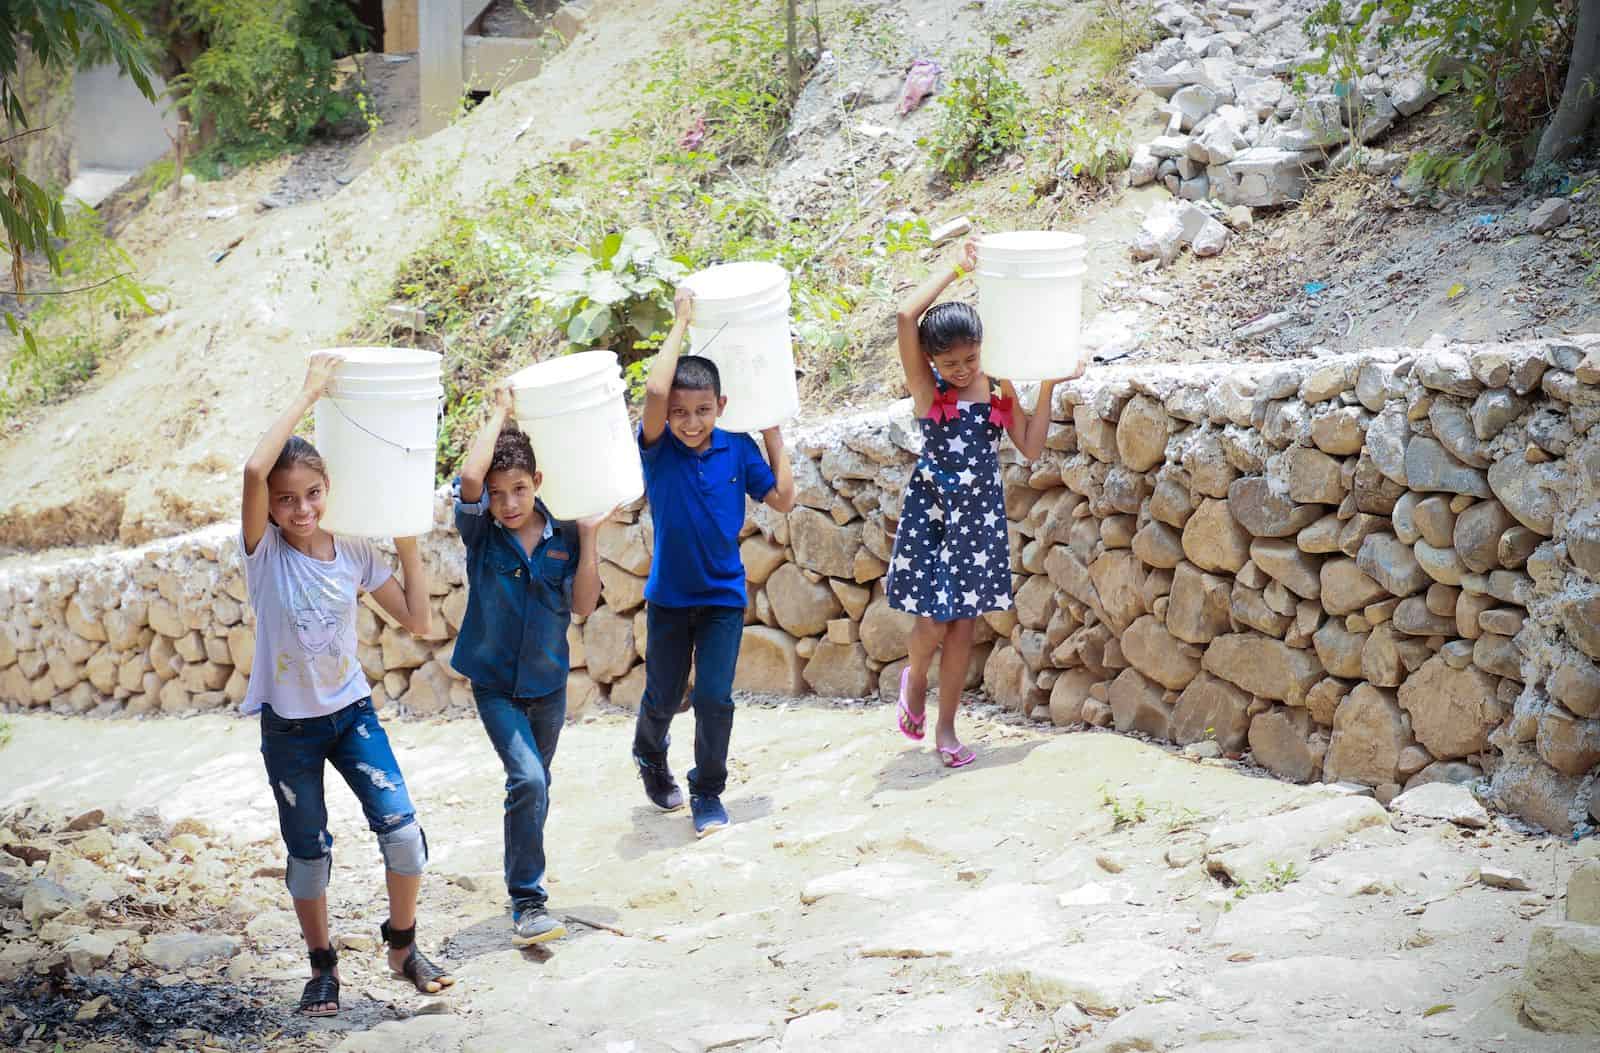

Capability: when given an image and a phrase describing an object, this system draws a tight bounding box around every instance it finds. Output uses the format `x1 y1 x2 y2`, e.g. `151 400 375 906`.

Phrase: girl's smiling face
931 341 982 390
267 464 328 540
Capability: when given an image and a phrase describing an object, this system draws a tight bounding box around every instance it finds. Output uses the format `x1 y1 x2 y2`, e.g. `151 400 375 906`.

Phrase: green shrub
142 0 369 161
541 228 688 354
2 206 149 421
926 39 1031 182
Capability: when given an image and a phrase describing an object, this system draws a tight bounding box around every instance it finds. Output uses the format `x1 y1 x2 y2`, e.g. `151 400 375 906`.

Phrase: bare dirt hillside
0 0 675 552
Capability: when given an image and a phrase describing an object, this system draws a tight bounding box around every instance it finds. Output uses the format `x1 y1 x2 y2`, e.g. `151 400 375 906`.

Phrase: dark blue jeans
259 697 419 896
632 602 745 798
474 685 566 912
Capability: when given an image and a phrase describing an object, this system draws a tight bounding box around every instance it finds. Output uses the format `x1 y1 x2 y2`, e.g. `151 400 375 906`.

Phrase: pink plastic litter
896 59 941 116
679 115 707 151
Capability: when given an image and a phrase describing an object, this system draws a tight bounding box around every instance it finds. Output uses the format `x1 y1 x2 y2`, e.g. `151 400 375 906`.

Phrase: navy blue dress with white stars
886 382 1013 622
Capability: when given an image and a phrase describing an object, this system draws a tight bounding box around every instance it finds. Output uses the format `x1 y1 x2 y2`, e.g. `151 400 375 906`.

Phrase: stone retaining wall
6 337 1600 833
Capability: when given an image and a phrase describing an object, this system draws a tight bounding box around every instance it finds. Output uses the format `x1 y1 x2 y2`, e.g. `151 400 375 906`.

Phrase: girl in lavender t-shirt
240 352 454 1017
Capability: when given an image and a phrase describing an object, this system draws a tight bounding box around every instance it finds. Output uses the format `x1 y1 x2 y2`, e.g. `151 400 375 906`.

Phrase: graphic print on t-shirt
276 581 353 690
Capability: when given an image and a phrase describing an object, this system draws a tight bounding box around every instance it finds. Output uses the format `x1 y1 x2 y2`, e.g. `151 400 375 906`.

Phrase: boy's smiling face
666 385 726 451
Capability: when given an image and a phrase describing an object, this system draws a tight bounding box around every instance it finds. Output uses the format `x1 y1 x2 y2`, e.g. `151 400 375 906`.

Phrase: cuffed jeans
631 602 744 798
474 685 566 912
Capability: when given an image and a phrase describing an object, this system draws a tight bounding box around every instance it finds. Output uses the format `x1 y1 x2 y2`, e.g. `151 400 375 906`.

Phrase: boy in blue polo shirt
633 287 796 836
453 385 603 946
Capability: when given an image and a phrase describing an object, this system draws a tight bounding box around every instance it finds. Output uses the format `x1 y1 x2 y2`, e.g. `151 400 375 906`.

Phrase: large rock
21 878 82 928
1108 668 1172 738
1313 620 1367 679
1404 437 1491 496
1132 521 1186 569
990 940 1183 1013
1356 534 1429 597
1454 499 1515 573
1121 615 1201 690
802 642 874 698
733 627 805 695
1390 783 1490 828
1201 632 1324 705
582 607 636 683
143 932 240 970
1117 395 1171 470
1550 651 1600 719
739 535 786 585
1487 457 1564 537
1181 499 1251 573
1248 706 1323 783
1209 147 1312 208
789 507 862 578
1323 683 1406 786
1320 558 1389 615
1522 923 1600 1033
766 564 842 637
1492 744 1583 834
1048 668 1100 726
860 596 915 662
598 564 647 613
1537 708 1600 777
1249 537 1321 599
1397 657 1500 760
1569 860 1600 924
1281 446 1345 504
984 644 1046 713
598 520 652 576
1088 551 1146 633
1166 562 1233 644
1204 796 1390 883
1170 672 1250 751
1227 477 1323 537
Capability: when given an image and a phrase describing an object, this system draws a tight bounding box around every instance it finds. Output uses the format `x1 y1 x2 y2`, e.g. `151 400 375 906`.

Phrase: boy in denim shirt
633 288 797 835
453 385 604 945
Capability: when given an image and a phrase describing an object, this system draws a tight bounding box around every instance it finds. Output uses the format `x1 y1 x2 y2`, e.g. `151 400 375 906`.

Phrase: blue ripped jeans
473 685 566 913
260 697 422 897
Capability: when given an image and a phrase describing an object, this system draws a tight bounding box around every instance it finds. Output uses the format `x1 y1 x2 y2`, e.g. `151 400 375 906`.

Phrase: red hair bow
988 394 1014 428
927 388 962 424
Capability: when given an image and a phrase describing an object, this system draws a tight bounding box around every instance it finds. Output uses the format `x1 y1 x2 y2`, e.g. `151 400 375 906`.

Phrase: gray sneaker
512 908 567 947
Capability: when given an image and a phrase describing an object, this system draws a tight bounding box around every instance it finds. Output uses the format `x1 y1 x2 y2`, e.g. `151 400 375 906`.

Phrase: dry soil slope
0 0 673 551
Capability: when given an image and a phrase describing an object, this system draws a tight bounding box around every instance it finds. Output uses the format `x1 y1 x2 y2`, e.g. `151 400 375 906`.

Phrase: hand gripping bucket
314 348 443 538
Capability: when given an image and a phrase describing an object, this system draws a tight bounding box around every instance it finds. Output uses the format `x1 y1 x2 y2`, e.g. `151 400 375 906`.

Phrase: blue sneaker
690 795 729 838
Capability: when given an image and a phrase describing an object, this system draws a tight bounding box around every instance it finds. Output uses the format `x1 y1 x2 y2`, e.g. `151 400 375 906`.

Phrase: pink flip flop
938 743 976 769
896 667 926 742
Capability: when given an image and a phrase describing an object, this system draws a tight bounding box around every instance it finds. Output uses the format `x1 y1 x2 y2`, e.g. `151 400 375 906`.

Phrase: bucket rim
683 261 790 308
977 231 1087 257
507 350 620 392
516 379 627 420
313 347 443 369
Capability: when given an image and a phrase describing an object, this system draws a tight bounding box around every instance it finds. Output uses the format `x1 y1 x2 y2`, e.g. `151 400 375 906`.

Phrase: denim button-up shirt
449 480 576 699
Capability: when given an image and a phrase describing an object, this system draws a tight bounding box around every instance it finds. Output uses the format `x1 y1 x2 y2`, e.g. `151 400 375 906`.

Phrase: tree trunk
785 0 800 97
1536 0 1600 163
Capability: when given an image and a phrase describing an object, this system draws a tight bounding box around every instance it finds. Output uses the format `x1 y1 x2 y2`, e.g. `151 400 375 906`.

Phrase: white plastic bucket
314 348 443 539
975 231 1088 381
683 261 799 433
509 350 644 521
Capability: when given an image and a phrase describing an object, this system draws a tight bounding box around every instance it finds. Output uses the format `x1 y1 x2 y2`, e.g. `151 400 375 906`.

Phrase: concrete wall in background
72 64 176 173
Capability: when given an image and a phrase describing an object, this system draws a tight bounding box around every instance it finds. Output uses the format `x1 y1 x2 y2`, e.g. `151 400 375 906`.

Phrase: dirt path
3 703 1596 1051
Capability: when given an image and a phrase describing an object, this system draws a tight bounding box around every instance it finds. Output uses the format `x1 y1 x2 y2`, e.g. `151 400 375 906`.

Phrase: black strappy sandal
381 919 455 994
299 947 340 1017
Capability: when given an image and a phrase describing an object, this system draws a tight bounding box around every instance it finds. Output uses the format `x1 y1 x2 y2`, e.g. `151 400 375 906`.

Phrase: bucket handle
325 396 441 455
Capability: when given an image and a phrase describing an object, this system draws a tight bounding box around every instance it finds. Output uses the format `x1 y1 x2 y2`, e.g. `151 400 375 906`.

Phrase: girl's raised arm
896 241 977 417
1000 379 1060 461
242 352 341 555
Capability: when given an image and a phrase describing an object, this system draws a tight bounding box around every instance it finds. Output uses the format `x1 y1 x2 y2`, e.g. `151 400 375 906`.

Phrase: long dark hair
918 301 983 356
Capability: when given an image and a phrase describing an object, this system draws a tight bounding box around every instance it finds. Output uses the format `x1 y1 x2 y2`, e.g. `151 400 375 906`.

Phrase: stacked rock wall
6 338 1600 833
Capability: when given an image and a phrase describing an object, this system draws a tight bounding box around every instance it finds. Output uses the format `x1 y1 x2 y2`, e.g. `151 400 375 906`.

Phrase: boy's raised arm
459 383 512 505
760 427 796 513
642 287 694 447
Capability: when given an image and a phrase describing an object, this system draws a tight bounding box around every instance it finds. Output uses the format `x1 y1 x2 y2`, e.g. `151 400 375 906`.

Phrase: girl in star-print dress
887 240 1082 768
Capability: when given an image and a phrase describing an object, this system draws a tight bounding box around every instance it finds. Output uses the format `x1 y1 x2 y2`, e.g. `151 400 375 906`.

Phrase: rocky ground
3 703 1600 1052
